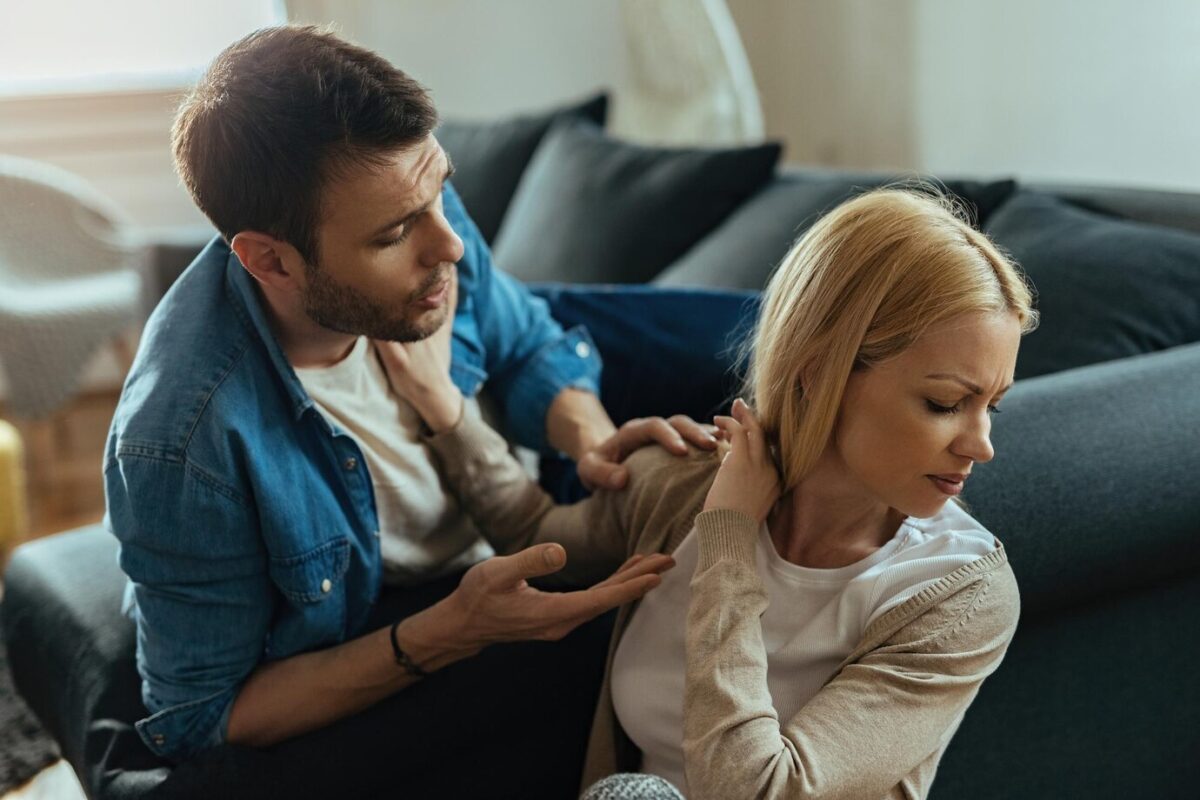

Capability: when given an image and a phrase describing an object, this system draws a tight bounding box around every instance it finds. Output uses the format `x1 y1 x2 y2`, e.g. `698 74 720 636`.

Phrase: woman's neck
767 461 906 569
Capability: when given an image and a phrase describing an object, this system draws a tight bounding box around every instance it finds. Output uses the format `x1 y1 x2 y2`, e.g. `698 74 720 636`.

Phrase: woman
382 188 1038 799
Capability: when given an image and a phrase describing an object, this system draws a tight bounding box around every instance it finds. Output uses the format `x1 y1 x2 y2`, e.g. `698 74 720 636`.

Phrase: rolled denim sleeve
106 451 272 762
444 182 602 450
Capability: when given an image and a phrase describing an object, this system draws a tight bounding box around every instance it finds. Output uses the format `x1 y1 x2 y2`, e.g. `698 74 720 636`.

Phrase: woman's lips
927 475 964 496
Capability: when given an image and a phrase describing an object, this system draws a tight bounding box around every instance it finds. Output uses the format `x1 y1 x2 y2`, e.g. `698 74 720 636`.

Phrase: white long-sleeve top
611 503 998 796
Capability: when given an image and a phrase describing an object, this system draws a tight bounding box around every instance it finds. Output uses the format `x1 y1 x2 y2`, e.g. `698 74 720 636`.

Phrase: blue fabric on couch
529 284 759 502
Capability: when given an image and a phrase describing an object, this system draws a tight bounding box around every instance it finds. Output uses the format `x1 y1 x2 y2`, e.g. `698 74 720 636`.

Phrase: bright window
0 0 287 96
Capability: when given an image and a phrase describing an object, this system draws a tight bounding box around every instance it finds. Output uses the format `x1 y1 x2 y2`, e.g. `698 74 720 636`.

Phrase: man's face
829 310 1021 519
300 135 462 342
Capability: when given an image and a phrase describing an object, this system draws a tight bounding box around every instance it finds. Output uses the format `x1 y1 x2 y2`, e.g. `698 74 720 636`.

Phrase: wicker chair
0 155 144 420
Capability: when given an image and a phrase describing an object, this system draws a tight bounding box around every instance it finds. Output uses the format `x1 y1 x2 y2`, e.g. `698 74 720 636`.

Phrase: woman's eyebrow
925 373 1013 395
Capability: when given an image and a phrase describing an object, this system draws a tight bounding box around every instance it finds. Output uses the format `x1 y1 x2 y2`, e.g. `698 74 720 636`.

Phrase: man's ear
229 231 303 290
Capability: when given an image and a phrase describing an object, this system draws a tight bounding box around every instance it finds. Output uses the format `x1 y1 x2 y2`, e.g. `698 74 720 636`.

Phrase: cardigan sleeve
682 508 1020 800
423 402 629 586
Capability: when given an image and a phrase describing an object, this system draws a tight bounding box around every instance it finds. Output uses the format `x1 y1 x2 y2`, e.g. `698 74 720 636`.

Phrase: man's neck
256 282 358 369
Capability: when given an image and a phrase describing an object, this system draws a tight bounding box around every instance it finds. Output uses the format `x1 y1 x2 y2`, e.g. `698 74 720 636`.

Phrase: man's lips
414 279 450 306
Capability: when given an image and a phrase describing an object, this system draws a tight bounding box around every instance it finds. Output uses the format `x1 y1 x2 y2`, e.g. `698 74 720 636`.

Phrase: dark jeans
137 571 612 800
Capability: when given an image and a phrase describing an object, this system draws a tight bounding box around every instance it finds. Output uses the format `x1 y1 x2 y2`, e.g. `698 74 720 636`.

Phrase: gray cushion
987 190 1200 379
655 172 1015 290
493 119 781 284
436 94 607 244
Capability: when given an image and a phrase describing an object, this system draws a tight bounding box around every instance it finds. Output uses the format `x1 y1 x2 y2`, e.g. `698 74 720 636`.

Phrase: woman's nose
954 414 995 464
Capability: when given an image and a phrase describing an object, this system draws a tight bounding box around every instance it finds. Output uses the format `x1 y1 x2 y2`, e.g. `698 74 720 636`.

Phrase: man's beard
300 260 450 343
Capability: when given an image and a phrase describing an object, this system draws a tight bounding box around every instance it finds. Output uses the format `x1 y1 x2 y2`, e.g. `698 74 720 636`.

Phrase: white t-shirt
294 336 494 585
610 501 998 795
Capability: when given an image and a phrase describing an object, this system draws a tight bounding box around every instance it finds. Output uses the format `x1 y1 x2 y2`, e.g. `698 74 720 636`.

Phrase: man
105 25 714 794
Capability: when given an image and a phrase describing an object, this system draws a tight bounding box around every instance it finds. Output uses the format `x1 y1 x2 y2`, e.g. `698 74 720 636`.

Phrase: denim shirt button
343 457 357 471
321 578 333 593
574 341 591 359
152 733 166 745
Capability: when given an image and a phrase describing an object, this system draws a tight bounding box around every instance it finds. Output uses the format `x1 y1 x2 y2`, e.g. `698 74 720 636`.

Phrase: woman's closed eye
925 399 1001 416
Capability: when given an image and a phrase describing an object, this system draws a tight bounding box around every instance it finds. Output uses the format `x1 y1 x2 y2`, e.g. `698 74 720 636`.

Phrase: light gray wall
911 0 1200 190
730 0 1200 190
288 0 627 121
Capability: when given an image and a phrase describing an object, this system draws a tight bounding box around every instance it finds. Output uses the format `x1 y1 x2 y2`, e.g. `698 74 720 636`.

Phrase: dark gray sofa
4 100 1199 799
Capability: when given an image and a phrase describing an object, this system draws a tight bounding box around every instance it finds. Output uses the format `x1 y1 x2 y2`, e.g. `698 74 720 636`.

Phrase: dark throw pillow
492 119 782 284
654 172 1016 290
436 94 608 244
986 190 1200 379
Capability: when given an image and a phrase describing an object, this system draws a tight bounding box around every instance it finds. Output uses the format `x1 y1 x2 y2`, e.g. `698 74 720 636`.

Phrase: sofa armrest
965 341 1200 616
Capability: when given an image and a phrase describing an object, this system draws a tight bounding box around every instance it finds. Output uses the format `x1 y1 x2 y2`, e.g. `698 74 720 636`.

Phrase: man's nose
422 211 464 268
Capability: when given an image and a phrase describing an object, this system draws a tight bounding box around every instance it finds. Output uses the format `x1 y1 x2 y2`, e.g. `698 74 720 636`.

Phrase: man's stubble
300 259 451 343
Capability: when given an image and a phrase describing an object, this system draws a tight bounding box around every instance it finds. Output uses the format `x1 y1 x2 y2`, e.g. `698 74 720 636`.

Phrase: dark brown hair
172 26 438 264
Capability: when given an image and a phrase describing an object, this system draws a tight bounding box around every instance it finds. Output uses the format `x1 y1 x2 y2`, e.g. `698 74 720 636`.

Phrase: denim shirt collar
220 243 317 423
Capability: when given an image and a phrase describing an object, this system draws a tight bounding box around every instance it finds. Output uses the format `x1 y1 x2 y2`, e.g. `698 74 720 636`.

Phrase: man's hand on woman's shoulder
578 414 721 492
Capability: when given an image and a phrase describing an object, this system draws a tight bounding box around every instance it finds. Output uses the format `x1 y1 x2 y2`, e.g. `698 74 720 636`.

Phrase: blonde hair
744 187 1038 491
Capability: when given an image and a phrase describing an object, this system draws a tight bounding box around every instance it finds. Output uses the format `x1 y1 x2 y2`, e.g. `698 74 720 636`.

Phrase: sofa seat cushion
987 190 1200 379
1 527 170 797
493 119 781 284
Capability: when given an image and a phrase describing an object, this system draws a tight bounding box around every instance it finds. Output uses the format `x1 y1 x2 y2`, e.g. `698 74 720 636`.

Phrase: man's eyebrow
367 156 457 240
925 373 1013 395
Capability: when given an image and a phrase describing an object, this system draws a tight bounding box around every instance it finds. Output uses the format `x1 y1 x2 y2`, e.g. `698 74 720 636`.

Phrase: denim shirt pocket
267 537 353 655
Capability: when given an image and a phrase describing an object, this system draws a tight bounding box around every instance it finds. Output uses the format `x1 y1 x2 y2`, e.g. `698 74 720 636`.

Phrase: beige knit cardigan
427 408 1020 800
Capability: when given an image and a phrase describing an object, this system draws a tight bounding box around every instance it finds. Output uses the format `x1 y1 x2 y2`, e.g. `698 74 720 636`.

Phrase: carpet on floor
0 630 59 793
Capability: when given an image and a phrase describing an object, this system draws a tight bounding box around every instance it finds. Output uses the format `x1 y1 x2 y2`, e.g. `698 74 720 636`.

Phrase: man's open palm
446 544 674 646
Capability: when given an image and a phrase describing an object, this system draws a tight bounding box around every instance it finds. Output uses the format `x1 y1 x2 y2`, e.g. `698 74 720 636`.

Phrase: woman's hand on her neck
703 399 781 522
374 275 463 433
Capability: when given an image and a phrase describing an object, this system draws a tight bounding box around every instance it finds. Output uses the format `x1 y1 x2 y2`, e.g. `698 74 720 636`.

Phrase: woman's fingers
713 415 748 457
732 398 767 464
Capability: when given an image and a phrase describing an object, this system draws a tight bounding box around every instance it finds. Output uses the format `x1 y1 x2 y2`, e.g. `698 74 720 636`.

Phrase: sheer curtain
612 0 765 147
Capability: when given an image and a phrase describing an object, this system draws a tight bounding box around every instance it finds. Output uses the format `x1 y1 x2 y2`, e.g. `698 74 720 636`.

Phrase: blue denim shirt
104 183 600 761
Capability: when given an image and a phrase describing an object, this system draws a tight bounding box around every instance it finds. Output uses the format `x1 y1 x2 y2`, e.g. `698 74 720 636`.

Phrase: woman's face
832 310 1022 520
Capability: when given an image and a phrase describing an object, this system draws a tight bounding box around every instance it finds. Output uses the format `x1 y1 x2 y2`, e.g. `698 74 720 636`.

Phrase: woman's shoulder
911 500 1003 550
613 440 726 545
622 438 726 490
862 537 1019 660
897 554 1018 648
